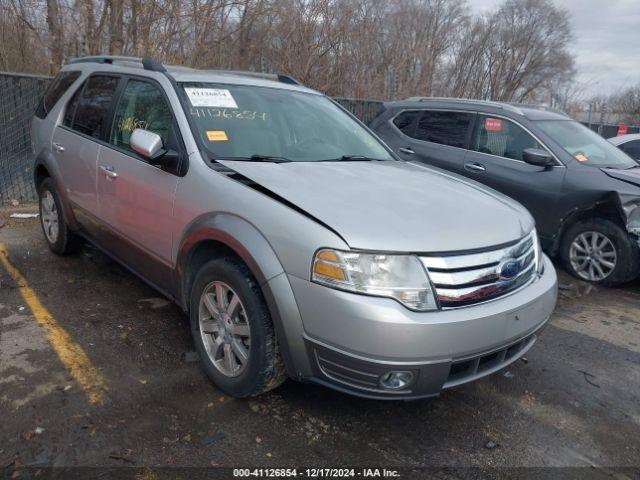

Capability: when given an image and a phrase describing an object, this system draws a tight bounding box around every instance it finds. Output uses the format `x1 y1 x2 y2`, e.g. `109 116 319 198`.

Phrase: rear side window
63 85 83 127
71 75 119 139
621 139 640 159
414 110 474 148
110 79 172 153
35 71 81 119
472 115 545 162
392 111 420 136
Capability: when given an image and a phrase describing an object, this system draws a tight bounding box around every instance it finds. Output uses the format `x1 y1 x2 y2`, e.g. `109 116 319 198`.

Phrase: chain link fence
0 72 51 206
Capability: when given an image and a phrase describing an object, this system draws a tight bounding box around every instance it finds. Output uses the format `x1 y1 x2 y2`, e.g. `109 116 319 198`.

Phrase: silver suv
31 57 558 399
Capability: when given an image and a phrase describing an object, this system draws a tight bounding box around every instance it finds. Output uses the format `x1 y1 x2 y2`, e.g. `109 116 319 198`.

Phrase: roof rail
506 102 568 117
67 55 166 72
212 69 304 87
404 96 524 115
66 56 305 87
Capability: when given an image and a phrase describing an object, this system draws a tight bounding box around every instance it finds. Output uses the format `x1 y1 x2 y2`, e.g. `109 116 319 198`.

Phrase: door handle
399 147 415 155
52 142 65 153
99 165 118 179
464 162 486 173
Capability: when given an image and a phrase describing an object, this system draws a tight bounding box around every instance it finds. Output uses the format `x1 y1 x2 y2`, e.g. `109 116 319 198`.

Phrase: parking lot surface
1 207 639 476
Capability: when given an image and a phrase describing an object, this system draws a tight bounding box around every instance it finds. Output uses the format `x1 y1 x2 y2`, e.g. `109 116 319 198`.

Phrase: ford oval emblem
497 258 521 280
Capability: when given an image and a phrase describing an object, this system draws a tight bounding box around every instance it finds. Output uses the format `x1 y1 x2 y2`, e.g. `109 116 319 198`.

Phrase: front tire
189 257 286 397
38 178 82 255
561 218 640 286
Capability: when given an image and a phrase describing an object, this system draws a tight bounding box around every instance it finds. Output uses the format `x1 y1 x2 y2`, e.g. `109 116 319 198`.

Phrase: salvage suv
31 57 557 399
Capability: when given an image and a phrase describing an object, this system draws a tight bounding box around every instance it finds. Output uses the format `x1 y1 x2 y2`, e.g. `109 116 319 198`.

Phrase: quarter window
472 115 545 162
35 70 81 119
110 80 172 154
414 110 474 148
71 75 119 139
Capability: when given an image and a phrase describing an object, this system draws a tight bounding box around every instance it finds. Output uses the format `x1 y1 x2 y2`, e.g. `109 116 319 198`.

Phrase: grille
421 233 537 308
443 333 536 388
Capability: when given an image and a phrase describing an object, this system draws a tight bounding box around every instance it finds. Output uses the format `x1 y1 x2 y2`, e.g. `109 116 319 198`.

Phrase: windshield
535 119 636 169
180 83 392 162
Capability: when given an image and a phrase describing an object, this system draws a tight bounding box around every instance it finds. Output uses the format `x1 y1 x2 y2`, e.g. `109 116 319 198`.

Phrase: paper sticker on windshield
185 88 238 109
206 130 228 142
484 118 502 132
575 154 588 162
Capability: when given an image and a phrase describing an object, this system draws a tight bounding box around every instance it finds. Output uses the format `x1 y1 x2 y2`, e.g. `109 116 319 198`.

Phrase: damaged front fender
618 193 640 238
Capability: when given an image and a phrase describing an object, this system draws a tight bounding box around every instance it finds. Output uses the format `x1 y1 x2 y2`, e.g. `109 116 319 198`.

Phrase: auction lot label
185 88 239 108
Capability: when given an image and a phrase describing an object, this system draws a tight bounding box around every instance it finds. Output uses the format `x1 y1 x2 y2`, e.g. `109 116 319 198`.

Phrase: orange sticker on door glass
206 130 228 142
484 118 502 132
575 154 588 162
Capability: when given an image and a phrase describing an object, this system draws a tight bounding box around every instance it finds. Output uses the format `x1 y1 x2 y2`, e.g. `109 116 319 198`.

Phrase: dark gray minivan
370 98 640 286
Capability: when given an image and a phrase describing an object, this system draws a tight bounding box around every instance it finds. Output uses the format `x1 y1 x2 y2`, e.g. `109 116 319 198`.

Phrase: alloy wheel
569 231 617 282
40 190 59 244
198 281 251 377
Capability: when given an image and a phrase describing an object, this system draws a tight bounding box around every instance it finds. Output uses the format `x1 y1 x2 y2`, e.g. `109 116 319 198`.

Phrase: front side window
472 115 545 162
71 75 119 138
536 120 636 169
180 83 393 162
110 80 172 153
413 110 474 149
35 70 81 119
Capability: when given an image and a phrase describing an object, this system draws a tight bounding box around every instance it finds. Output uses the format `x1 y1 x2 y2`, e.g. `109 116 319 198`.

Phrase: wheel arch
33 151 80 230
550 195 627 256
175 213 300 378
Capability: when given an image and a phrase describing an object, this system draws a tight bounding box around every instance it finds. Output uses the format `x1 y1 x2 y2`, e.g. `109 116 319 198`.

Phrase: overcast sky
466 0 640 97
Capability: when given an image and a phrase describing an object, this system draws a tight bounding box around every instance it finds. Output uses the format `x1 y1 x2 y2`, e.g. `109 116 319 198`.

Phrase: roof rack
404 96 524 115
67 56 166 72
66 56 304 86
506 102 568 117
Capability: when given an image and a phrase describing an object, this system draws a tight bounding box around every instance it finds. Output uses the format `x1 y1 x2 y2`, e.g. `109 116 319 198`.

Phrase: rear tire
38 178 83 255
189 257 286 397
561 218 640 287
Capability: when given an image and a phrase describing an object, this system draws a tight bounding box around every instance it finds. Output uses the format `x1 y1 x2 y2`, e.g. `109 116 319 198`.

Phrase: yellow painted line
0 244 108 404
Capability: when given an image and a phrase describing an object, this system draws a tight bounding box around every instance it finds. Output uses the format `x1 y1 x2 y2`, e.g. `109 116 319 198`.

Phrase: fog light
379 371 414 390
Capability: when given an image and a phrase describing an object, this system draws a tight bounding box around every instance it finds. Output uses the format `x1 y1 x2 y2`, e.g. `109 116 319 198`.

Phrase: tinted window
63 84 83 127
414 111 474 148
393 111 420 136
110 80 172 154
621 139 640 160
35 71 81 119
72 75 119 139
473 115 545 162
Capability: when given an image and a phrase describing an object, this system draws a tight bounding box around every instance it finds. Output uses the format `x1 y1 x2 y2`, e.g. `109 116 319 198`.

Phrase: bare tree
0 0 575 104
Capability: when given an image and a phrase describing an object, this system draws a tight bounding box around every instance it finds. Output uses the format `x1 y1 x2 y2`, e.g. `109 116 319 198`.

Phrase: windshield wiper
216 155 292 163
250 155 292 163
320 155 386 162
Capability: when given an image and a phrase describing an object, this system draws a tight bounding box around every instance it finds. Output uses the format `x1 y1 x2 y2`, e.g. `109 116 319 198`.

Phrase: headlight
311 249 438 311
531 229 544 274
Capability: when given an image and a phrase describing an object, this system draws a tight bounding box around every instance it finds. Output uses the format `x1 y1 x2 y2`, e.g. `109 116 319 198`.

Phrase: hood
218 160 534 252
601 167 640 188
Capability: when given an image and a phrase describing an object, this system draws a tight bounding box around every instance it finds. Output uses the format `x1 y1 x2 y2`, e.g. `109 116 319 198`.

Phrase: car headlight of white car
311 249 438 311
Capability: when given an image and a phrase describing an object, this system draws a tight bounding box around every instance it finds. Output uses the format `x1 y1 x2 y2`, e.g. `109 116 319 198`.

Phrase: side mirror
523 148 554 167
131 129 165 164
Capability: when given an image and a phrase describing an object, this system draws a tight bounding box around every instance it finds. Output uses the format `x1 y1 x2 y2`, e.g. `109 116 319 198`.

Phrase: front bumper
282 255 557 399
